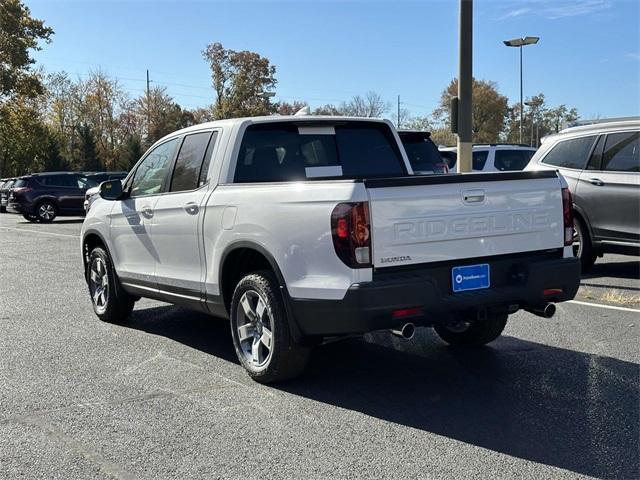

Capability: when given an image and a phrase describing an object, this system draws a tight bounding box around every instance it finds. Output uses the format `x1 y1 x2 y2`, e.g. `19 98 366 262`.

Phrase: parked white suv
82 116 580 383
439 144 537 172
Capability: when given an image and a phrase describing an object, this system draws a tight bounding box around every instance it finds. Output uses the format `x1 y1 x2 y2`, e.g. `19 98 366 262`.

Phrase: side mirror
99 180 123 201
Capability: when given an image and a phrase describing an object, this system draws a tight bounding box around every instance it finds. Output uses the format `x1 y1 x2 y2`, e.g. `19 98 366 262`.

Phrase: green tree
434 78 508 143
0 0 53 98
77 124 100 171
118 134 143 170
202 42 277 118
504 93 579 146
0 95 48 175
42 131 66 171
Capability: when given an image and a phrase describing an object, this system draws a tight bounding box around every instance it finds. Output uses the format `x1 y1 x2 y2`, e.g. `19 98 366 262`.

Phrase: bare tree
340 91 390 117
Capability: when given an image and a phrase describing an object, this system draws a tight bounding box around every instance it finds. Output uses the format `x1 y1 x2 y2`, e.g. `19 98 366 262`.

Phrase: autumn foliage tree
434 78 509 143
202 42 277 119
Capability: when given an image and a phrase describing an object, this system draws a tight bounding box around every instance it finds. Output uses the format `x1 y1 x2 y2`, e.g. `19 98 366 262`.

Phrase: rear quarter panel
203 182 372 300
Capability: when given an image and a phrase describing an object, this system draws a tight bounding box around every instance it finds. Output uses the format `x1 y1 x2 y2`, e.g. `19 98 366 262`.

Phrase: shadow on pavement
126 305 238 364
123 305 639 479
582 259 640 281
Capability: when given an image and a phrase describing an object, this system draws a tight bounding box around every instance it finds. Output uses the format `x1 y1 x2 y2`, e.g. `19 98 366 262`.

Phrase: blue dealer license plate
452 264 490 293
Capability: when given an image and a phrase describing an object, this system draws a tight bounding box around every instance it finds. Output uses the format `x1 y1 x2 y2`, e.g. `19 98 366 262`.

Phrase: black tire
573 216 596 272
230 270 310 383
35 200 57 223
22 214 38 222
434 313 508 347
0 205 5 213
87 247 135 323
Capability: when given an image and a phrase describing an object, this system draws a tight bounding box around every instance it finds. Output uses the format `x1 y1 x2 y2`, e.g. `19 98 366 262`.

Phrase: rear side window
472 151 489 170
39 175 77 187
13 179 29 188
494 150 535 171
170 131 215 192
541 136 596 170
234 122 405 183
602 131 639 172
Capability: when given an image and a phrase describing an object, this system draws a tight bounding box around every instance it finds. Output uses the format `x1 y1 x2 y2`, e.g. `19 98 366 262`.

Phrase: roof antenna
294 106 311 116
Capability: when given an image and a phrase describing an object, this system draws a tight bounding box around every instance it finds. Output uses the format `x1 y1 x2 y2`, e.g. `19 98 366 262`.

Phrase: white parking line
568 300 640 313
0 226 78 239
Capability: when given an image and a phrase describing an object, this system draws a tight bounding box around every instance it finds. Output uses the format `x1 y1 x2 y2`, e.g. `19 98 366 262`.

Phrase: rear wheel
230 271 310 383
87 247 135 323
434 313 508 347
573 216 596 272
36 200 57 223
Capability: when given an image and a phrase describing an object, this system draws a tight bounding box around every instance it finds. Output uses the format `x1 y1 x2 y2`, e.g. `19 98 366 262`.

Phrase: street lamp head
503 36 540 47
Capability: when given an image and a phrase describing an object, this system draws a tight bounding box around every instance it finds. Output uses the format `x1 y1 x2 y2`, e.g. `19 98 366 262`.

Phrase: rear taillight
331 202 372 268
12 187 32 195
562 187 573 246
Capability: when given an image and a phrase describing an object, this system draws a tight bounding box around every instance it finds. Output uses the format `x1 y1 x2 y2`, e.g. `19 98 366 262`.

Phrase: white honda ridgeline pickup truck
82 116 580 383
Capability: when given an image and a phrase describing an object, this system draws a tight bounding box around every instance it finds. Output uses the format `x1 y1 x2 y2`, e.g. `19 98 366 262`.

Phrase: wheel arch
219 241 303 341
82 230 109 279
572 204 596 244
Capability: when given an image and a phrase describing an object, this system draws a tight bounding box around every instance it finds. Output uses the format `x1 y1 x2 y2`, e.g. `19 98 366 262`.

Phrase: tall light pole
457 0 473 173
503 36 539 144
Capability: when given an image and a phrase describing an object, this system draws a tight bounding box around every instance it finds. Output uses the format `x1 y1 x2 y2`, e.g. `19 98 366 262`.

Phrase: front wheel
230 271 310 383
87 247 135 323
434 313 508 347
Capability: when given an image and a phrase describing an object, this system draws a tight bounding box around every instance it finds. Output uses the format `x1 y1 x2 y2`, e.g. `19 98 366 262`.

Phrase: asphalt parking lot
0 214 638 479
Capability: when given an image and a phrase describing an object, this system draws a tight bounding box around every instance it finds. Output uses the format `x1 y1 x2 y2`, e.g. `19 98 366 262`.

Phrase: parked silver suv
526 119 639 270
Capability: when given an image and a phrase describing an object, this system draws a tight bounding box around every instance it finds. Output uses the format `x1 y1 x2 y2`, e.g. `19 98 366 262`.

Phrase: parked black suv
6 172 99 222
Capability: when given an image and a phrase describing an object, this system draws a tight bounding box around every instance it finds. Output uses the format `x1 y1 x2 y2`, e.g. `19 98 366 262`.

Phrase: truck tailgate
366 171 564 268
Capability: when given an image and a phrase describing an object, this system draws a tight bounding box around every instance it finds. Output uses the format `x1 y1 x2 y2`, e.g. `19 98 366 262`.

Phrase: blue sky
27 0 640 120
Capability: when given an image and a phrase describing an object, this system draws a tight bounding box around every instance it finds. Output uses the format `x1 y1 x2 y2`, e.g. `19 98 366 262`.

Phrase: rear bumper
290 252 580 336
6 201 32 214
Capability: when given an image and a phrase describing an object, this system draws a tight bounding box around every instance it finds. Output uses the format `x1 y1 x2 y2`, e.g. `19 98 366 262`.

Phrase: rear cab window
234 121 406 183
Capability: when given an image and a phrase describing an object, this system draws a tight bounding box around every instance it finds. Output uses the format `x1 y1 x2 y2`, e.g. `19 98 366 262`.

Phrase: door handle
183 202 199 215
589 178 604 186
463 189 485 203
141 206 154 218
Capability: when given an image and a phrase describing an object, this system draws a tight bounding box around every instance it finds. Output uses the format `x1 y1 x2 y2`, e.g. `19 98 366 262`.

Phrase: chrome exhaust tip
527 303 556 319
390 323 416 340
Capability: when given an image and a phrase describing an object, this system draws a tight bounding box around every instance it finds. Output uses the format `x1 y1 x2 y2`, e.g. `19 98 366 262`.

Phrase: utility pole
397 95 401 129
146 69 151 131
456 0 473 173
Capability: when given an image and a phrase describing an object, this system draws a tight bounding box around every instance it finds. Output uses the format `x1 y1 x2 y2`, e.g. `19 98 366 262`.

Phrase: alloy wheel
38 203 55 221
236 290 274 367
89 257 109 314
